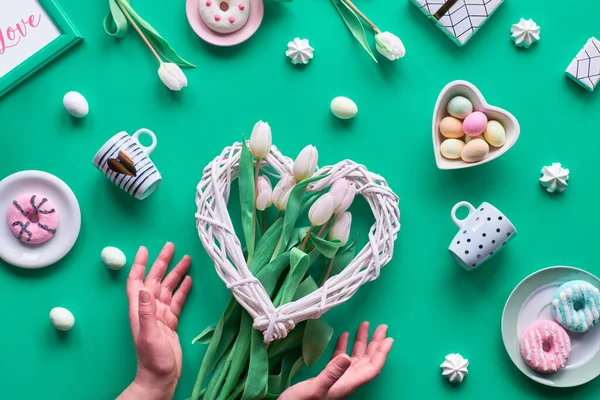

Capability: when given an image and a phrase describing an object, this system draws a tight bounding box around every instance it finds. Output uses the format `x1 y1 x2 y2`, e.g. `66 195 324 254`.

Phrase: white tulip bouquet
193 122 400 399
191 122 361 399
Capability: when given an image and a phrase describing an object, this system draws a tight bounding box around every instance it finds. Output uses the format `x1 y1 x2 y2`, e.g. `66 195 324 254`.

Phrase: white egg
101 246 127 270
63 91 89 118
330 96 358 119
50 307 75 331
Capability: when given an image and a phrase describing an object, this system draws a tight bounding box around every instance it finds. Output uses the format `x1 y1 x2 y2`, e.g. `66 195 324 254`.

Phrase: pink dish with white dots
187 0 263 46
8 193 59 244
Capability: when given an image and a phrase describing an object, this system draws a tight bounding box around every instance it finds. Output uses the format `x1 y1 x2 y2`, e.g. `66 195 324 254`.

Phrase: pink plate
186 0 264 46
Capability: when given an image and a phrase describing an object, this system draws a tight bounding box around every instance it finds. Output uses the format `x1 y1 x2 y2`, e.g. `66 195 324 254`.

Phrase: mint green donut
551 280 600 333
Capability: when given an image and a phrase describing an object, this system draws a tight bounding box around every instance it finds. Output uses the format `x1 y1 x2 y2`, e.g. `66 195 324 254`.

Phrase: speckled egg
447 96 473 119
63 91 89 118
483 120 506 147
440 139 466 160
439 117 464 139
461 139 489 162
463 112 488 136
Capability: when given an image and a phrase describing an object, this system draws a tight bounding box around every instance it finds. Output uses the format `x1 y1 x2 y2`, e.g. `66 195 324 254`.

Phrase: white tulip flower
158 62 188 91
255 176 273 211
249 121 272 158
272 174 296 211
328 212 352 246
329 179 356 214
375 32 406 61
308 193 335 227
293 145 318 181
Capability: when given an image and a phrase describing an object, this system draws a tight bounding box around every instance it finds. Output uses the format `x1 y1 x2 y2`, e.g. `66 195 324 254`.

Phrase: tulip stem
341 0 381 33
321 256 336 286
299 226 315 252
116 0 163 64
262 211 267 234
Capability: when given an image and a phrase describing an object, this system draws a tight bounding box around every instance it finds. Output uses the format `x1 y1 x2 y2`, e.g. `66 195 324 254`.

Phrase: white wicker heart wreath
195 142 400 343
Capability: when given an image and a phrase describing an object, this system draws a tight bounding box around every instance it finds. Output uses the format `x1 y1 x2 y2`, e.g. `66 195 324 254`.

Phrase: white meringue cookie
286 38 314 65
511 18 540 48
540 163 570 193
441 353 469 383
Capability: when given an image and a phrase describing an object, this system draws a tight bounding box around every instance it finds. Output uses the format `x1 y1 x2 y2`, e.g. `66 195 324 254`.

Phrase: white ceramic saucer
0 171 81 269
502 266 600 387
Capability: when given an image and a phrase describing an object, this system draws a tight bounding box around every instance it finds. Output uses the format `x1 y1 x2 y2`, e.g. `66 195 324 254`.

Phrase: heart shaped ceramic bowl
433 80 520 170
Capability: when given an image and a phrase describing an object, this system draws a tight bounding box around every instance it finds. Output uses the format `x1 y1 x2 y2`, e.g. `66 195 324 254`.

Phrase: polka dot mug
448 201 517 271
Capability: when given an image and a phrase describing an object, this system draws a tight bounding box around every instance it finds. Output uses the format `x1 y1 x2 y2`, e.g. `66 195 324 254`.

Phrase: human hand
280 322 393 400
117 243 192 400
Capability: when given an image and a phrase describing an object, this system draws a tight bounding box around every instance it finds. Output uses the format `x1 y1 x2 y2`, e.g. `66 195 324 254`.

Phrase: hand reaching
117 243 192 400
280 322 393 400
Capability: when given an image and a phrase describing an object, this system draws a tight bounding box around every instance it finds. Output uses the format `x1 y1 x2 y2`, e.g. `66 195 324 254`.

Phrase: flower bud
272 174 296 210
374 32 406 61
328 212 352 246
158 63 188 91
249 121 272 158
329 179 356 214
293 145 318 181
308 193 334 226
255 176 273 211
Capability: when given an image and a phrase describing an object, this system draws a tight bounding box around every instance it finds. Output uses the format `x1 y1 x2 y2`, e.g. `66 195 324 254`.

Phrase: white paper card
0 0 61 78
566 37 600 91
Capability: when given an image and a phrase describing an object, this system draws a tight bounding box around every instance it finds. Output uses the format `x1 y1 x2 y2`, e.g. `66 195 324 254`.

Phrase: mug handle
132 129 157 155
451 201 475 228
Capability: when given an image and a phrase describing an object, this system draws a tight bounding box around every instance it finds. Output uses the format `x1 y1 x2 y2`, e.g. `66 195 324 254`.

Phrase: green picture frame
0 0 82 98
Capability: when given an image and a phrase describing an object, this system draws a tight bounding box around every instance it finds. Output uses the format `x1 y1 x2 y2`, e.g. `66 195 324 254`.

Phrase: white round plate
0 171 81 269
502 266 600 387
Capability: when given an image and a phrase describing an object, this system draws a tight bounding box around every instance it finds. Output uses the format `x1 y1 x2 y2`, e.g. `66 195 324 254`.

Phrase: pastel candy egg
461 139 489 163
483 120 506 147
439 117 463 139
465 134 483 143
63 91 89 118
447 96 473 119
462 112 488 136
440 139 465 160
330 96 358 119
101 246 127 270
50 307 75 331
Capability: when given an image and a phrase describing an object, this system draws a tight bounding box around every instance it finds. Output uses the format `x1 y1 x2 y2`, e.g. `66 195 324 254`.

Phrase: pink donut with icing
520 320 571 374
7 193 59 244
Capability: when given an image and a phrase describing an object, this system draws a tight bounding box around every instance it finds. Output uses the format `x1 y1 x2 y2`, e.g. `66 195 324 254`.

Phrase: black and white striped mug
93 129 162 200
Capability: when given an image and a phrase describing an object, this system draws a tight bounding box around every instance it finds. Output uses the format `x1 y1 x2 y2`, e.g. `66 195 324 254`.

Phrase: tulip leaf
274 249 311 307
192 323 217 344
267 321 306 360
286 226 311 251
250 218 284 275
109 0 196 67
204 344 234 399
310 234 342 259
266 347 304 397
293 276 319 301
218 313 252 399
191 297 242 400
238 138 256 261
302 319 334 368
104 0 129 38
329 233 360 278
275 175 328 258
258 252 292 295
242 324 269 399
330 0 378 62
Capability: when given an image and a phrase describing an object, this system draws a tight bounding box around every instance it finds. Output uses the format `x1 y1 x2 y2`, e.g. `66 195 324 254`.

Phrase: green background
1 0 599 398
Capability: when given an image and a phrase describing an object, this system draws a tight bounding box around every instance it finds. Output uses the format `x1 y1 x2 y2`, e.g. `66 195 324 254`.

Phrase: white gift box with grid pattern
566 37 600 91
411 0 504 46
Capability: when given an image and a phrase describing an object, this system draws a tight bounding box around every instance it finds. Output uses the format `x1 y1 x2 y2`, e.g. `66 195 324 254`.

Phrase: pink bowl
186 0 264 46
